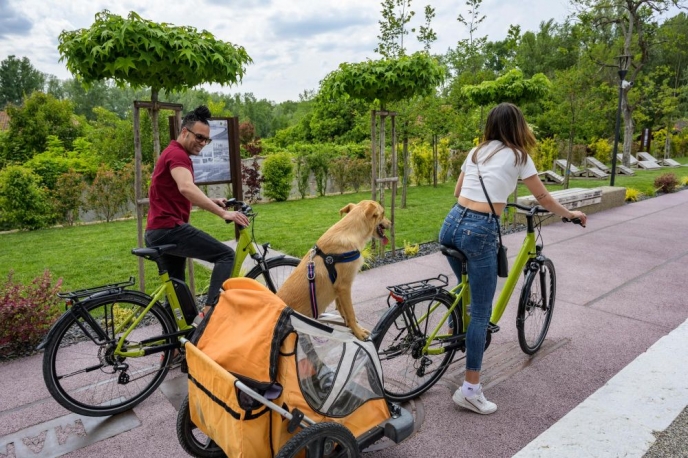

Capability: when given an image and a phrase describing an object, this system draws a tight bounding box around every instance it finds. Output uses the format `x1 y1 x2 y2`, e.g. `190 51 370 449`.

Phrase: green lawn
2 160 687 293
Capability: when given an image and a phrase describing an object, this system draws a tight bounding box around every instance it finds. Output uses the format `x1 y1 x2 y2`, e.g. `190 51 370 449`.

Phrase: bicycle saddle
131 244 178 260
440 245 467 263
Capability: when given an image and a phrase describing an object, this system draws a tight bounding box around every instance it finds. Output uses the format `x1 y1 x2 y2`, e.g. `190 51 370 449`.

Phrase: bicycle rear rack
58 277 136 301
386 274 449 301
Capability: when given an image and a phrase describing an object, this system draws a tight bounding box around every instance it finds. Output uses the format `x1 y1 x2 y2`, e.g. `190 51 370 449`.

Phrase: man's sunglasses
186 127 212 145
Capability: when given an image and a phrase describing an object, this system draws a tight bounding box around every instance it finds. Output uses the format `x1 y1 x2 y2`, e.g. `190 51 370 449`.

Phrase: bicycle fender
35 290 156 350
369 304 402 344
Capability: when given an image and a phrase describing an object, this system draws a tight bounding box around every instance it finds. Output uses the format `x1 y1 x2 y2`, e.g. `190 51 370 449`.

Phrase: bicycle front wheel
246 256 300 293
372 292 460 402
517 259 556 355
42 293 176 416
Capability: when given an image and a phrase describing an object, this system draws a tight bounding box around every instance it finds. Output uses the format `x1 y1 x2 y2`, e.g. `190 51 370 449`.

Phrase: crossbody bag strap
475 160 503 246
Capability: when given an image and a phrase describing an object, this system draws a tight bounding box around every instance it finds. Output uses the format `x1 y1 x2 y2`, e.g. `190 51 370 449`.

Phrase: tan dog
277 200 391 340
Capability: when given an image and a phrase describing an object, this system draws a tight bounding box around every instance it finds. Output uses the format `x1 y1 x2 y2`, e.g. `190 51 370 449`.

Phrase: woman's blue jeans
145 223 235 307
439 204 499 372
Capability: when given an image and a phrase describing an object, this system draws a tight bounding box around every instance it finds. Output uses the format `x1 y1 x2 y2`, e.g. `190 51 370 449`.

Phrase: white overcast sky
0 0 678 103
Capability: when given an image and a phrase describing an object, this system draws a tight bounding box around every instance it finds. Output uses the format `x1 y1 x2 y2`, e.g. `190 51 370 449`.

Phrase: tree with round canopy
57 9 252 159
319 51 444 253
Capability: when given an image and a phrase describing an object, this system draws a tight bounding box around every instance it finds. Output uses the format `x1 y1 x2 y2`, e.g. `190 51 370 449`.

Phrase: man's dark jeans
144 223 235 307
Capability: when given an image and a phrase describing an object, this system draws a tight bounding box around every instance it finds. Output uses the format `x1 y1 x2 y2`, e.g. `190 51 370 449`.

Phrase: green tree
462 69 552 107
573 0 688 166
3 92 83 164
0 56 46 109
376 0 416 58
58 10 252 157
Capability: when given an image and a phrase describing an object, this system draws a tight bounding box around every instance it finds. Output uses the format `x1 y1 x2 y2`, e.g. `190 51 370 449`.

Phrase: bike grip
562 217 585 227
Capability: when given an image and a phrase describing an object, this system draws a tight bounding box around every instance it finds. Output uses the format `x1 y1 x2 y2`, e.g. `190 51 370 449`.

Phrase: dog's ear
364 201 382 220
340 203 356 216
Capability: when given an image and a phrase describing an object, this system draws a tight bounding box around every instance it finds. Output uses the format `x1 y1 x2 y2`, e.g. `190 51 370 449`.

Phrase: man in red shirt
145 105 249 314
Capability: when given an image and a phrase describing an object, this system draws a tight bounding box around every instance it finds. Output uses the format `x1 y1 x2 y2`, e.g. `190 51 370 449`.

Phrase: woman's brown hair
471 102 536 166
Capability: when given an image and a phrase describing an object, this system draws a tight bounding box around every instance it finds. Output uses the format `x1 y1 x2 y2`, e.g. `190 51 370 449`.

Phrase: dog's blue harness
307 244 361 319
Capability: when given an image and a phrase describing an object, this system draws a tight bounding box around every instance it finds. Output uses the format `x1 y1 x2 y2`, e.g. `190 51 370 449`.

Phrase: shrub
448 150 467 180
262 152 294 201
654 173 679 194
52 170 87 226
533 138 559 172
410 141 433 185
330 156 350 195
0 270 62 357
0 165 54 230
293 154 310 199
625 188 642 202
348 158 371 192
403 240 419 256
589 138 612 164
86 165 129 222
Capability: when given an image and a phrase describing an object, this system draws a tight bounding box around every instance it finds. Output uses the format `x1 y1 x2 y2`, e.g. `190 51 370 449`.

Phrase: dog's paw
352 325 370 341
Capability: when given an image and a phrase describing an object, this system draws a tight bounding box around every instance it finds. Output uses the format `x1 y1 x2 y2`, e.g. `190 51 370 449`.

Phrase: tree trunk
150 88 161 164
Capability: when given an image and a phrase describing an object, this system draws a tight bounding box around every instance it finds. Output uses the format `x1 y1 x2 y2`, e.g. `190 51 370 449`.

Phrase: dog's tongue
381 235 389 246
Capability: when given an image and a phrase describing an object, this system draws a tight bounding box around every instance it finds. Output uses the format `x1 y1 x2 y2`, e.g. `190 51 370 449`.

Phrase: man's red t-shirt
146 140 194 230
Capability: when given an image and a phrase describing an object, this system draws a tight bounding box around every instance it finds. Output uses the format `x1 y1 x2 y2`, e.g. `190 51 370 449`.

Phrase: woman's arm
454 171 465 198
522 175 587 226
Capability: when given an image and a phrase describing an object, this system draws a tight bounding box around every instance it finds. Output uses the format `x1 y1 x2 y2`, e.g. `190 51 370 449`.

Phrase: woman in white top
439 103 587 415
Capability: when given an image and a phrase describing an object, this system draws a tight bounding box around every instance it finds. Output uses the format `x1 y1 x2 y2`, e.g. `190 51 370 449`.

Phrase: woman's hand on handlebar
562 210 587 227
222 210 250 227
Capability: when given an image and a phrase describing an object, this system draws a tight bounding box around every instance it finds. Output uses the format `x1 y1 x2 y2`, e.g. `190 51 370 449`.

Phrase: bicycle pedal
487 323 500 333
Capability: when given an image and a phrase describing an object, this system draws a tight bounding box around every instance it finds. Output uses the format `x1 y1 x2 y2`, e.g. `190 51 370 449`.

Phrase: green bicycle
371 202 583 402
38 199 299 417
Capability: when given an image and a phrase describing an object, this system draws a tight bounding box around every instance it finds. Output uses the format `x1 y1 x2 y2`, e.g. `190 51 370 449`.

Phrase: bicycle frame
113 270 194 358
231 224 262 278
420 211 539 355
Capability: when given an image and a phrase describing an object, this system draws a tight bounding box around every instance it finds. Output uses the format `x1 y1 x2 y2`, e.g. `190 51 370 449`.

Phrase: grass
2 159 687 293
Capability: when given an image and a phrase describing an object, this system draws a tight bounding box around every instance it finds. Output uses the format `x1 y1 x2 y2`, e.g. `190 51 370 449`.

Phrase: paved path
1 190 687 457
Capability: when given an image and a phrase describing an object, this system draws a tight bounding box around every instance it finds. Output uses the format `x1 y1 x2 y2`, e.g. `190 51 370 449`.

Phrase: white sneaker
452 388 497 415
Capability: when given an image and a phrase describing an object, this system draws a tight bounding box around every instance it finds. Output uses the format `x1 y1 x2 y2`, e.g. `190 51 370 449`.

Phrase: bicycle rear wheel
517 259 556 355
372 292 460 402
42 293 176 416
246 256 300 293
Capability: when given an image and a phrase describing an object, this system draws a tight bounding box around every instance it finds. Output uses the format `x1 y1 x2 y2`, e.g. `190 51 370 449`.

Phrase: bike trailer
184 277 412 457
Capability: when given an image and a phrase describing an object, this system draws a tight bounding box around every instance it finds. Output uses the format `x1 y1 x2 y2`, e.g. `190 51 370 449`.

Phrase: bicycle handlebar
505 202 585 227
221 198 254 228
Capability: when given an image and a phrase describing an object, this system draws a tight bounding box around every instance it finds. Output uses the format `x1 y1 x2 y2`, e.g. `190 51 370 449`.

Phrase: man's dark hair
181 105 212 130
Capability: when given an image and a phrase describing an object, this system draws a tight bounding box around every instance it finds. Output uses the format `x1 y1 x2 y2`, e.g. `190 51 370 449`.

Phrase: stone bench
513 186 626 226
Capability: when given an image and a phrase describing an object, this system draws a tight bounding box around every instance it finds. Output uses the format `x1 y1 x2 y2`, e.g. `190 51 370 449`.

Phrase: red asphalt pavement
1 189 687 457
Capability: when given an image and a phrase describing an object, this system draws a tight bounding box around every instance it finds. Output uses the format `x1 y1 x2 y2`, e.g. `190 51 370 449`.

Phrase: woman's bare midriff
458 196 505 217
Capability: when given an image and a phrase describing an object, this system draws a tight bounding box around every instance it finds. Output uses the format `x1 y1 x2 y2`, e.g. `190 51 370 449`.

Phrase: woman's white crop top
460 140 538 204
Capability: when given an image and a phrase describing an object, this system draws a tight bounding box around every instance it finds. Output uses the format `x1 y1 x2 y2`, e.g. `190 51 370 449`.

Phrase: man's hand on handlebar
222 210 250 227
562 210 587 227
211 198 227 208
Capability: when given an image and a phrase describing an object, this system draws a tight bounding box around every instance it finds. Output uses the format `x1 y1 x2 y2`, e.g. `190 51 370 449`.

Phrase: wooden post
371 110 377 202
390 115 397 256
402 135 408 208
133 104 145 292
433 134 438 187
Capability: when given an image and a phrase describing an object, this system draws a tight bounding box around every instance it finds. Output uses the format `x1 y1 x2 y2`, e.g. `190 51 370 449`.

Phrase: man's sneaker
452 388 497 415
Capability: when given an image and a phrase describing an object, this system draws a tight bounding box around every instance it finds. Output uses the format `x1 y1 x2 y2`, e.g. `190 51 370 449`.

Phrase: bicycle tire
372 291 460 402
275 422 358 458
176 395 226 458
42 293 176 417
246 256 300 293
517 258 556 355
